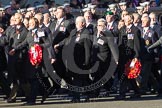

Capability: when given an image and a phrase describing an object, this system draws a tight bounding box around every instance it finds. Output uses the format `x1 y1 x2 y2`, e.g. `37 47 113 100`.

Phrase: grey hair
97 18 106 25
75 16 86 23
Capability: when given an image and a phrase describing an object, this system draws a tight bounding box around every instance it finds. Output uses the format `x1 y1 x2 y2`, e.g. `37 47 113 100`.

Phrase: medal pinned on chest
127 34 134 40
17 34 20 39
75 31 81 42
16 28 20 39
37 31 45 37
34 35 39 42
97 39 104 45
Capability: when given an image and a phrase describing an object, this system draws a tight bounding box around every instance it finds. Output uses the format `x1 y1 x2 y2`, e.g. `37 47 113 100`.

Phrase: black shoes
23 102 36 106
70 99 80 103
6 98 16 103
130 93 141 99
115 95 125 100
41 93 48 104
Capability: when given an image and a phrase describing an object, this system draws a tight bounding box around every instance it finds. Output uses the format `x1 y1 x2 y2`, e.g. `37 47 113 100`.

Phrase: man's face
14 14 22 25
10 16 15 26
149 14 156 25
43 13 50 24
84 12 92 23
106 14 114 23
34 14 42 24
65 6 71 13
124 15 132 26
29 19 36 30
56 9 64 19
142 17 149 27
141 13 149 21
120 5 127 11
97 21 106 32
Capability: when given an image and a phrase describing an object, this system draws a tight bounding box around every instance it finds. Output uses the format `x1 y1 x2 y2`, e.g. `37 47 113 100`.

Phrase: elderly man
140 15 159 94
54 16 92 102
0 13 29 103
149 12 162 38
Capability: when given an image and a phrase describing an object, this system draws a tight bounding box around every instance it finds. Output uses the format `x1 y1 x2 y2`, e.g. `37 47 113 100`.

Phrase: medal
75 36 80 42
17 34 20 39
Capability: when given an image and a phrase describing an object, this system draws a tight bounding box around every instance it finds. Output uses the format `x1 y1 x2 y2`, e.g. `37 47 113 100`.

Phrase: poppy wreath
29 44 42 66
125 59 142 79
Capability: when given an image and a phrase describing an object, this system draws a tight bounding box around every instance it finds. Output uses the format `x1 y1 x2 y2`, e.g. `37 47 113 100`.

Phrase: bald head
75 16 86 30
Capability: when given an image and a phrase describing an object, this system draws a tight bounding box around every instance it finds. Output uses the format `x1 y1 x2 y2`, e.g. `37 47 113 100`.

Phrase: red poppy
29 44 42 66
125 59 142 79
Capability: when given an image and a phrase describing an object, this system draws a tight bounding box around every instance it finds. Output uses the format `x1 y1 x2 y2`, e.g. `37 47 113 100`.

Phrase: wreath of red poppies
29 44 42 66
125 59 142 79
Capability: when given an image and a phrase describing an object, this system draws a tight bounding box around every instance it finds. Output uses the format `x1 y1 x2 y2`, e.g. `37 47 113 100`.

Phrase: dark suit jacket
50 18 75 46
0 34 7 71
140 27 159 61
151 24 162 38
107 21 119 44
86 22 96 35
93 30 119 63
14 28 50 52
59 27 92 67
118 25 141 59
0 25 28 60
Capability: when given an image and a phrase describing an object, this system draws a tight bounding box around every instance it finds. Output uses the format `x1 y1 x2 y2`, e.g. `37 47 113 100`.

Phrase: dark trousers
7 55 30 100
0 71 11 97
119 77 140 95
140 61 153 91
28 78 39 103
71 75 92 100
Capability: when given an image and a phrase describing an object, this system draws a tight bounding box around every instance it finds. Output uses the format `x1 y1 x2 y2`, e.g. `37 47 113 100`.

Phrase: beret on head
105 11 114 16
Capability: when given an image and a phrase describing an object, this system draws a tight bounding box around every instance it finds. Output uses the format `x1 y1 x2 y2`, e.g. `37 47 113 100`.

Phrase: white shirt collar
150 25 154 28
86 22 91 27
45 23 50 27
143 27 149 32
32 28 37 33
107 21 114 27
39 24 43 28
127 24 133 29
57 18 64 24
16 25 21 29
134 23 138 27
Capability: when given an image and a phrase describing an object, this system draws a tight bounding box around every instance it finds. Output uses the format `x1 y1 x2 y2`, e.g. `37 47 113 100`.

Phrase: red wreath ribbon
125 59 142 79
29 44 42 66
